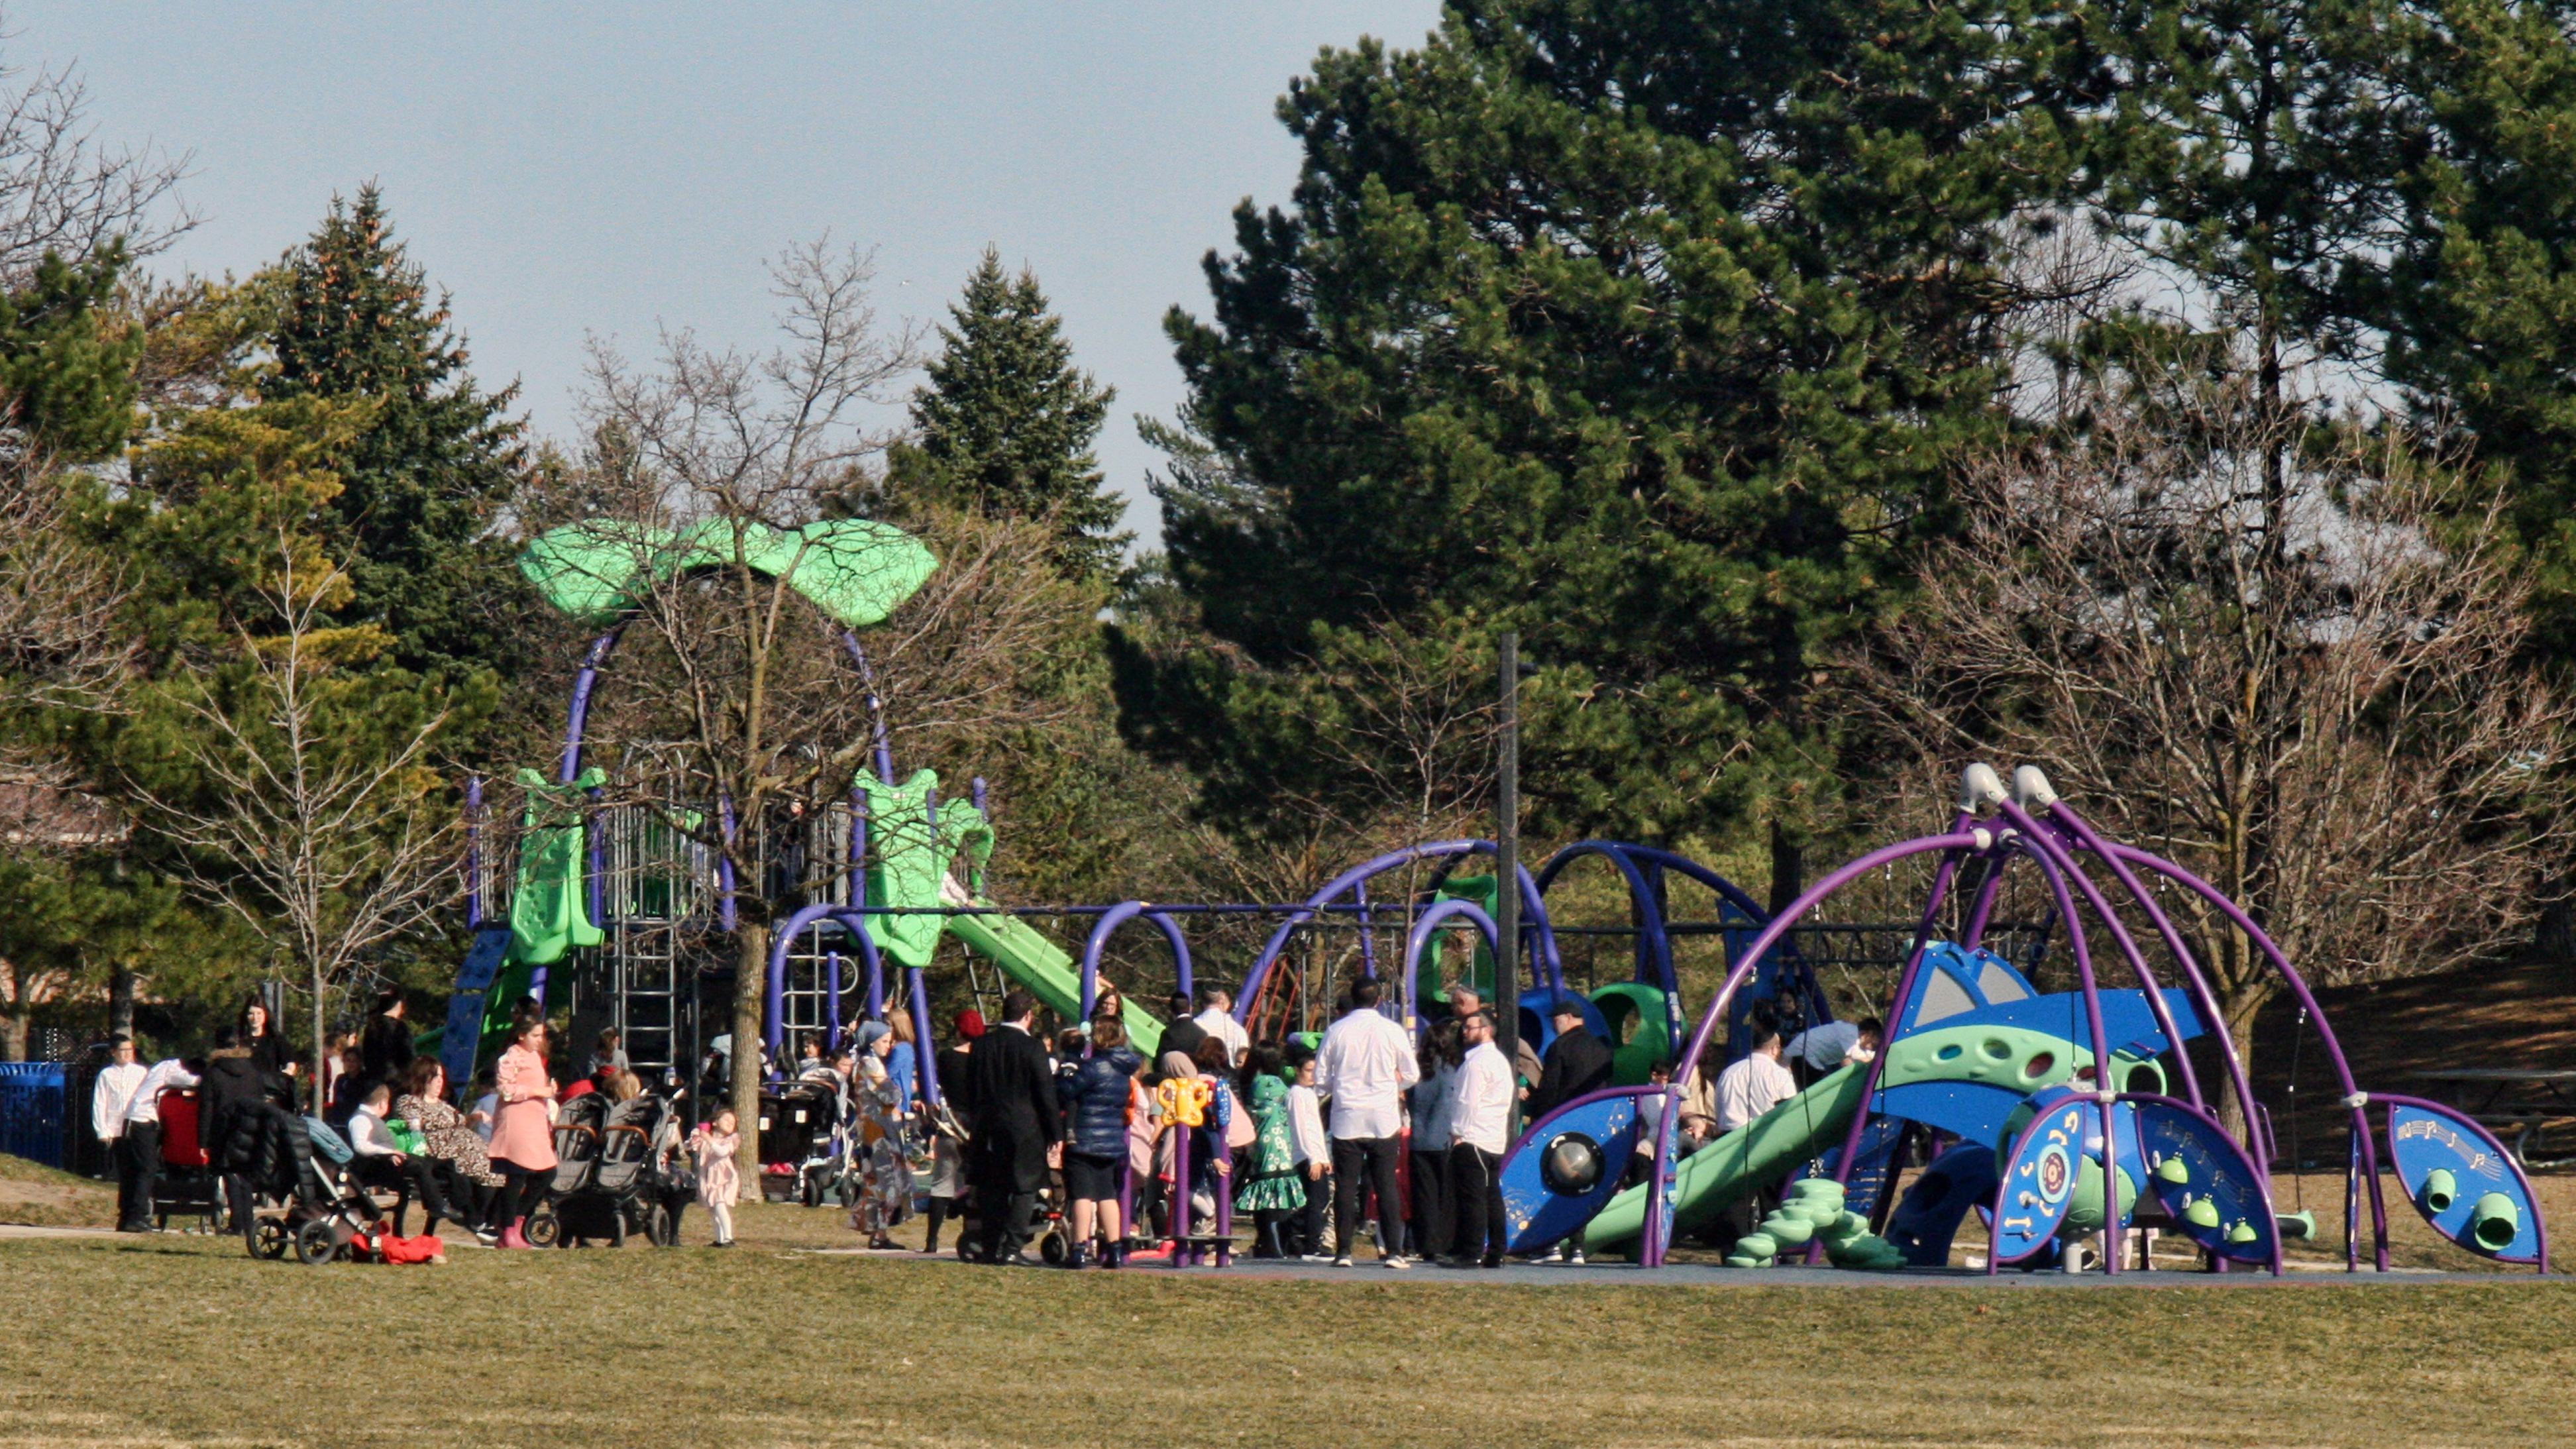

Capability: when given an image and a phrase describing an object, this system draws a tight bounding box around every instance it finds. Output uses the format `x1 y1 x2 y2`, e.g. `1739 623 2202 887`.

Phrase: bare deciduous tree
131 530 458 1074
0 37 193 284
1847 351 2571 1116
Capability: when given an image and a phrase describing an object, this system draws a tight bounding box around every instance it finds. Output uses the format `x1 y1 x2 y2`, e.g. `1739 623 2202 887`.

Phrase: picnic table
2409 1068 2576 1169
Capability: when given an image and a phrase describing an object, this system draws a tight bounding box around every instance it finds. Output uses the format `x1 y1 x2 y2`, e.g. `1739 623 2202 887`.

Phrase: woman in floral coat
845 1021 912 1248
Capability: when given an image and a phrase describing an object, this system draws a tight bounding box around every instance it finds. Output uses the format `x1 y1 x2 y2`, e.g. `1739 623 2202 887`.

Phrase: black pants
924 1195 958 1253
1448 1144 1509 1265
114 1125 159 1229
1297 1169 1329 1256
494 1161 549 1225
357 1154 453 1230
1331 1136 1403 1259
1409 1148 1450 1260
973 1180 1039 1261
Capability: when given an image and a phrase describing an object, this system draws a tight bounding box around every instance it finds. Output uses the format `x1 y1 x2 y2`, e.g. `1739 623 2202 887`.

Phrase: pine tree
1117 0 2079 867
268 186 529 678
886 249 1125 580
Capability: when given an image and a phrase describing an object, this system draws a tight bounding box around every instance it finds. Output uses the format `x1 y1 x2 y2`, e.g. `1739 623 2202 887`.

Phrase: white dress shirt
1714 1051 1798 1133
1316 1008 1420 1140
125 1060 200 1124
92 1061 148 1141
1287 1083 1327 1165
1195 1007 1250 1065
1448 1042 1514 1155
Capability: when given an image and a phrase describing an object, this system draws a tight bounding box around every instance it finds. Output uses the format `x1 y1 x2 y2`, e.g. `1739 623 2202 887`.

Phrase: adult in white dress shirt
1315 977 1419 1266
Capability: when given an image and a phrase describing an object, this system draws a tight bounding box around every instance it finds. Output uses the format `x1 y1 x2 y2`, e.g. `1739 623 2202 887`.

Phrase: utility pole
1496 631 1521 1140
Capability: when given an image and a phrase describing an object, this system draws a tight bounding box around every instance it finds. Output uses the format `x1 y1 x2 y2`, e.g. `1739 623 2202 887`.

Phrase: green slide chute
1583 1064 1873 1251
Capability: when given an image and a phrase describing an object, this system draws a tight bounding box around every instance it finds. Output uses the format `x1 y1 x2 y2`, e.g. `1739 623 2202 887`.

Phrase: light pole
1496 631 1521 1140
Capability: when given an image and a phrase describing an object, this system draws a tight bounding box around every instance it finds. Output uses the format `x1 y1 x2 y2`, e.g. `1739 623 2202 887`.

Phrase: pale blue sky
11 2 1442 548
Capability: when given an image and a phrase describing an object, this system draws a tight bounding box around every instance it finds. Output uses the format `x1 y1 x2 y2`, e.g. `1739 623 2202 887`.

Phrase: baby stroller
150 1087 223 1234
537 1093 682 1247
953 1179 1071 1265
757 1077 838 1203
523 1091 610 1248
231 1106 391 1265
795 1077 861 1208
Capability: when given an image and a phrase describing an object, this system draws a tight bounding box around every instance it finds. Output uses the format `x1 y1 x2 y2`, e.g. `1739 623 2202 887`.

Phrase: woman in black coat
358 988 415 1088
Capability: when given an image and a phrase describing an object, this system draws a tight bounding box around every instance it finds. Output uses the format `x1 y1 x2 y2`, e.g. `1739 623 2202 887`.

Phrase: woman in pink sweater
488 1018 558 1250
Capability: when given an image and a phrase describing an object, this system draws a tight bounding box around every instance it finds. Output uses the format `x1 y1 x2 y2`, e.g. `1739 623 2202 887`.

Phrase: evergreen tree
884 249 1125 580
268 185 531 678
1116 0 2079 878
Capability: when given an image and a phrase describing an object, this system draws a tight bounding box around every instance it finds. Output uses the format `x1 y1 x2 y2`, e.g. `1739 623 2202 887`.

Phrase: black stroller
523 1091 608 1247
757 1079 839 1203
225 1103 387 1265
533 1093 683 1247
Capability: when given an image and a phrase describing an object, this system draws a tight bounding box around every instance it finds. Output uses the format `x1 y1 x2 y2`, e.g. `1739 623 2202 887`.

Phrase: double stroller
526 1091 685 1247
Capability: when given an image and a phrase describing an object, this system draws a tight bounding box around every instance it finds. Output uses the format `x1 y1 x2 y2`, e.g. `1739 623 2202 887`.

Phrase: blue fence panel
0 1061 70 1167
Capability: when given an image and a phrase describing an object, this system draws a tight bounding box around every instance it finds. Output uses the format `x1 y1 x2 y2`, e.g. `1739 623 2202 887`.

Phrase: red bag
375 1231 445 1264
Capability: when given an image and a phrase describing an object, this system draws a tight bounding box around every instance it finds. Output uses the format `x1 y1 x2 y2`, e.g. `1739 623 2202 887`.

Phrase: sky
9 1 1444 549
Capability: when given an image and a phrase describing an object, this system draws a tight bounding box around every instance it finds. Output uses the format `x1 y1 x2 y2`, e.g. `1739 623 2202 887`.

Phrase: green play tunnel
2470 1193 2519 1250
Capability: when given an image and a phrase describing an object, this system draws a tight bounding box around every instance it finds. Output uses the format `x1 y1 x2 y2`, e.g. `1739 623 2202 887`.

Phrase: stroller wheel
293 1218 339 1266
525 1202 561 1248
644 1202 677 1248
800 1173 820 1209
1040 1229 1069 1267
248 1217 290 1261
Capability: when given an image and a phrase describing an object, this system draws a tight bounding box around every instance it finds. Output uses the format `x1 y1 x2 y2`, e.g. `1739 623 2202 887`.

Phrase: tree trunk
2213 978 2275 1143
0 1010 26 1061
1768 819 1805 920
311 960 327 1116
109 968 136 1042
732 922 770 1184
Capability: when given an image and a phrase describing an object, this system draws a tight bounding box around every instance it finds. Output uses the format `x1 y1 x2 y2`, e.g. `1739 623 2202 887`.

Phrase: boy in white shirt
91 1036 152 1232
1284 1041 1330 1260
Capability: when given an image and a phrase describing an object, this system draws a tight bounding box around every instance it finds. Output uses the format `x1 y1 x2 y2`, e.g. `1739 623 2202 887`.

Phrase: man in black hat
1525 997 1612 1122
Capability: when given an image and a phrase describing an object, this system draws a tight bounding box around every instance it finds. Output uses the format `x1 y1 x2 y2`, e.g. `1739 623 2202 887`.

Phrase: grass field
7 1205 2576 1449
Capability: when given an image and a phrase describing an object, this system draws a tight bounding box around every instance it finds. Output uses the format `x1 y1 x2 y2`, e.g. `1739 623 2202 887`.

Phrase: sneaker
472 1227 500 1247
1331 1255 1354 1267
1383 1255 1411 1269
1566 1247 1586 1265
1299 1253 1333 1263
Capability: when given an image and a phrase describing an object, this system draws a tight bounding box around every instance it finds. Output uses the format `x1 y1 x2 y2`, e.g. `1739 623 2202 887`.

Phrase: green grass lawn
5 1221 2574 1449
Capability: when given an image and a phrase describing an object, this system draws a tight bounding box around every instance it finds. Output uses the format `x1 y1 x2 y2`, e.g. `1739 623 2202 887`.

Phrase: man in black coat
1525 998 1614 1122
957 989 1062 1264
1154 993 1206 1068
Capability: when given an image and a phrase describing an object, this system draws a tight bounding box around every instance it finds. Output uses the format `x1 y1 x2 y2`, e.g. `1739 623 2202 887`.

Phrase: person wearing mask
91 1036 152 1233
1192 983 1250 1067
487 1015 559 1250
1527 998 1613 1122
1407 1019 1462 1261
956 989 1061 1265
1058 1016 1145 1267
1156 993 1207 1066
1284 1041 1330 1260
1445 1007 1515 1269
1711 1005 1798 1250
1316 977 1419 1267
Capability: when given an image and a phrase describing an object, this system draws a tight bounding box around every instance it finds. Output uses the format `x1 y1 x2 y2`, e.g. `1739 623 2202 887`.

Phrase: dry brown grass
4 1223 2575 1449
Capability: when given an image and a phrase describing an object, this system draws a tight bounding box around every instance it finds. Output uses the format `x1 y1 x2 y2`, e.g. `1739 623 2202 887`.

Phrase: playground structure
437 518 2547 1275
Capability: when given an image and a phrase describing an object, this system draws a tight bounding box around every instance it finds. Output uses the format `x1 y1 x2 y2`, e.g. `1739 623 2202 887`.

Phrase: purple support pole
1171 1120 1193 1266
1213 1108 1234 1268
560 630 622 784
849 788 867 909
464 775 484 930
908 967 941 1107
838 633 898 787
1356 877 1377 985
864 943 885 1020
826 951 843 1051
1402 898 1500 1038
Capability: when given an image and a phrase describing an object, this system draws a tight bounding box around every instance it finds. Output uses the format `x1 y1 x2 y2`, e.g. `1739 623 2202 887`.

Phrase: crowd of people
83 972 1884 1267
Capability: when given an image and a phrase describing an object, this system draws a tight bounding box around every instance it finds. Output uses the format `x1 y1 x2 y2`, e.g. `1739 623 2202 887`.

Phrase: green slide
1582 1064 1872 1251
944 902 1165 1057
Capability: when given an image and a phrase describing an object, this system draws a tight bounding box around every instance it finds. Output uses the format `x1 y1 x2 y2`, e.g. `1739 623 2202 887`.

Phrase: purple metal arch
2092 836 2394 1271
762 902 886 1071
1673 832 1988 1089
1402 898 1499 1035
1231 840 1565 1027
838 633 898 788
1532 841 1676 1002
560 629 623 784
1078 902 1194 1022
